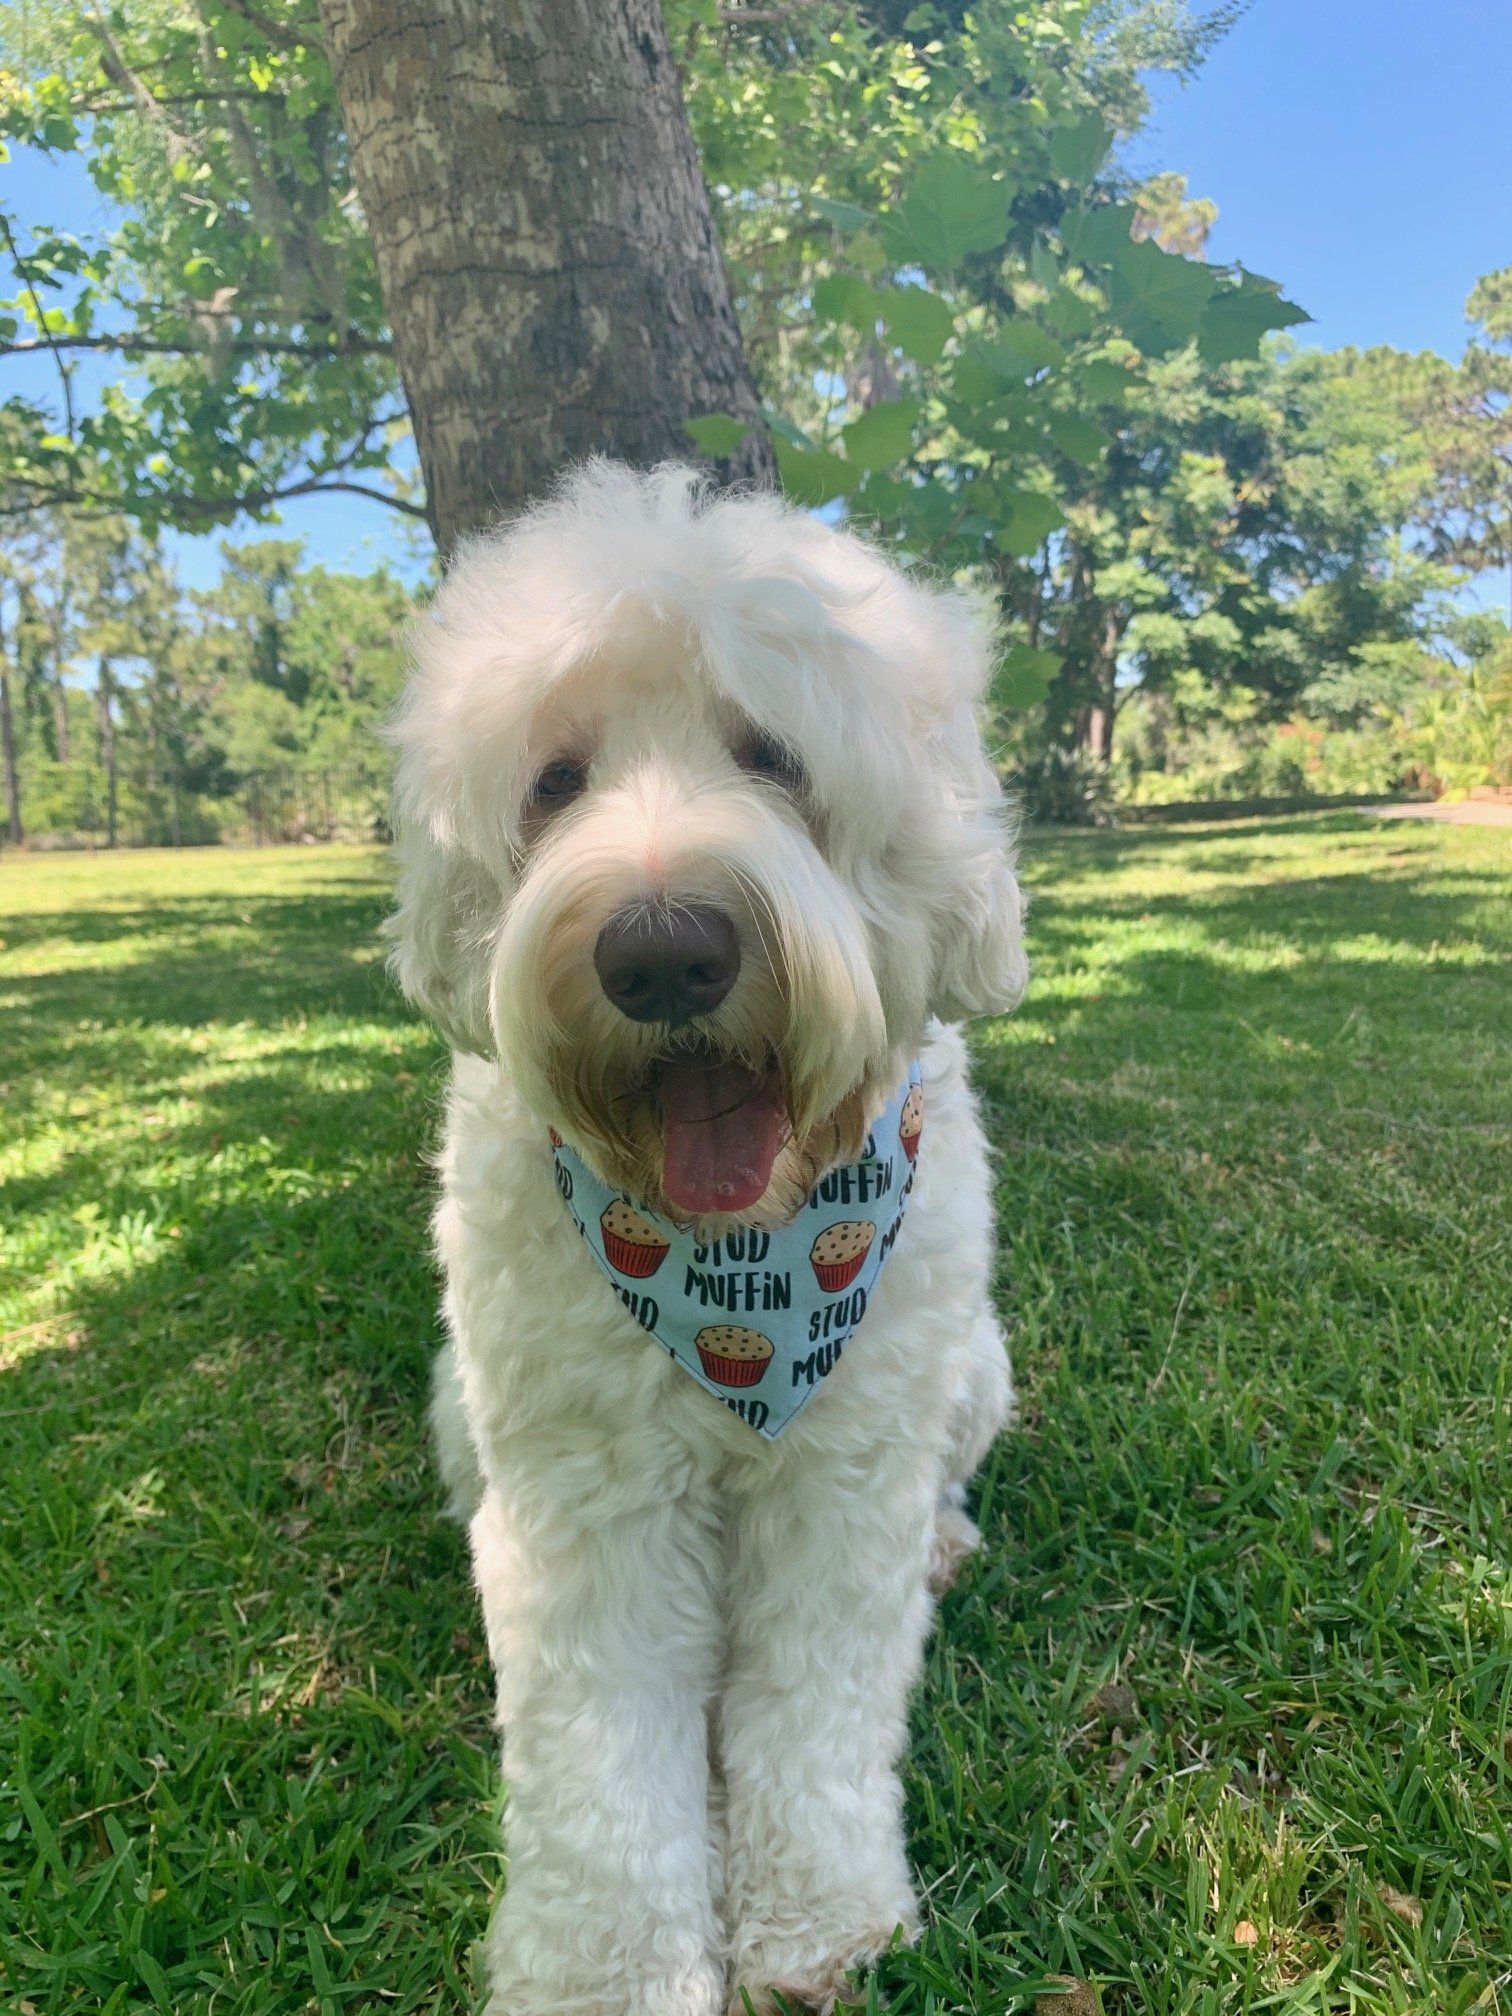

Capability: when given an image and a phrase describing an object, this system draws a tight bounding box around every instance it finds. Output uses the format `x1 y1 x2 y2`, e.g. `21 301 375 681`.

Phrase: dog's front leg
471 1481 725 2016
720 1446 937 2014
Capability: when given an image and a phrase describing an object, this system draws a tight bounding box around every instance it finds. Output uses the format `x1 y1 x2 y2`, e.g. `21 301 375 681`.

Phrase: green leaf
812 196 877 233
994 642 1061 709
1029 239 1061 291
946 361 1005 408
996 489 1065 558
883 154 1014 273
853 472 913 517
774 438 860 508
1048 112 1113 185
991 321 1067 375
1109 238 1217 355
842 399 919 472
762 406 816 452
1075 355 1139 402
1198 276 1311 364
684 414 750 456
1062 203 1139 268
812 273 882 330
949 328 1064 403
876 284 954 364
1046 411 1107 466
1041 284 1098 338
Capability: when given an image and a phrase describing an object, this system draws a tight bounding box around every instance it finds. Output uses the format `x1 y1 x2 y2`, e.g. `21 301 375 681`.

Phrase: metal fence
5 763 392 852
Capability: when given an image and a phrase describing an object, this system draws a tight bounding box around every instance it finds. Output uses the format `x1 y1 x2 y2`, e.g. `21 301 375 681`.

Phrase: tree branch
0 213 76 441
0 474 429 523
717 0 828 20
80 11 196 169
216 0 321 55
193 10 349 335
1 331 393 360
75 88 287 113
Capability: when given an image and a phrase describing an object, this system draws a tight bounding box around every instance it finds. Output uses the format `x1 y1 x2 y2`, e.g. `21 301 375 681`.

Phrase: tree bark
52 674 71 765
97 656 118 847
45 578 71 764
317 0 776 555
1081 608 1122 764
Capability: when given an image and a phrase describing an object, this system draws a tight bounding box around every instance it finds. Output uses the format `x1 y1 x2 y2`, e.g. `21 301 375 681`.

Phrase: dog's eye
531 758 586 807
737 730 806 793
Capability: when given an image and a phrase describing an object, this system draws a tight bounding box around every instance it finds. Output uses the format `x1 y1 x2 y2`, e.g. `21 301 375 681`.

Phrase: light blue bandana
550 1062 923 1438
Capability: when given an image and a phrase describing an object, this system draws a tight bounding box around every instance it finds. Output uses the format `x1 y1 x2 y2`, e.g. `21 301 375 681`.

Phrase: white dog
387 462 1028 2016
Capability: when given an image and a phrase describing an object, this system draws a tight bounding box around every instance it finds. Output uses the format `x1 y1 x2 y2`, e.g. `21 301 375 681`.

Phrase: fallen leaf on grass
1378 1883 1423 1927
1089 1680 1140 1727
1037 1979 1102 2015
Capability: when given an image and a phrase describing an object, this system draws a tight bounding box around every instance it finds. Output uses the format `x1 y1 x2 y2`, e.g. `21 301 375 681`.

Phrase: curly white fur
389 463 1026 2015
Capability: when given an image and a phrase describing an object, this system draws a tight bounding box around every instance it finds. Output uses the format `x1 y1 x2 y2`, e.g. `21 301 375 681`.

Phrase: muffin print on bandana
548 1059 922 1440
809 1220 874 1293
899 1084 923 1163
695 1326 774 1388
600 1200 671 1278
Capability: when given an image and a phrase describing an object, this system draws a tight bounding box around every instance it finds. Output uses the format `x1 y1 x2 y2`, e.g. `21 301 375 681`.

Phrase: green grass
2 817 1509 2016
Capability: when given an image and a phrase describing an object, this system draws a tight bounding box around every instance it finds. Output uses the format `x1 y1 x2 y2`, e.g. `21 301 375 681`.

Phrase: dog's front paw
727 1904 918 2015
486 1963 723 2016
928 1498 982 1594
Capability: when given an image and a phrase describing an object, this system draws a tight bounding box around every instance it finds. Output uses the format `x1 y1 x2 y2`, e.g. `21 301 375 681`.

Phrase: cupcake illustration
810 1219 875 1294
600 1199 670 1278
695 1325 774 1389
899 1085 923 1163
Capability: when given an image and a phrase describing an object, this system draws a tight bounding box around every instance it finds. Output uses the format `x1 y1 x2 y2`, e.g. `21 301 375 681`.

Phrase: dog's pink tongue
660 1058 785 1215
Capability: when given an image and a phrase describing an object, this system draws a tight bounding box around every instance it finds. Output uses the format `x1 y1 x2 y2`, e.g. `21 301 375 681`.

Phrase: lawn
2 816 1509 2016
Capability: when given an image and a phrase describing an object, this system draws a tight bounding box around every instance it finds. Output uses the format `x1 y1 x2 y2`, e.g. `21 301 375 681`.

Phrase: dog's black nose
593 904 741 1026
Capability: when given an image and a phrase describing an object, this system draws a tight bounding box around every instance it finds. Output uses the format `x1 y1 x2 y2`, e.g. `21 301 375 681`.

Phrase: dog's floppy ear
920 595 1029 1025
385 827 502 1056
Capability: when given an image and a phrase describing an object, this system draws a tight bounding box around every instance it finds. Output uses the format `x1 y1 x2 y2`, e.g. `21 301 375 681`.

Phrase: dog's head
388 462 1026 1229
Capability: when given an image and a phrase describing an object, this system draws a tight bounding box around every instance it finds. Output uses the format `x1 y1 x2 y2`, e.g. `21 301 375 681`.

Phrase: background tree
317 0 776 550
1414 267 1512 617
0 574 19 840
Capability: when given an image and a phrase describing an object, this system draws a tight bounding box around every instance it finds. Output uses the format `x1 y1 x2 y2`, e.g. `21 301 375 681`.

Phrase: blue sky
1141 0 1511 359
3 0 1509 591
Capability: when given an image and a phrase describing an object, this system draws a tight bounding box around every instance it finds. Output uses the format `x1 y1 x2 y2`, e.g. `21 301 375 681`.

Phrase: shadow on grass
3 867 497 2005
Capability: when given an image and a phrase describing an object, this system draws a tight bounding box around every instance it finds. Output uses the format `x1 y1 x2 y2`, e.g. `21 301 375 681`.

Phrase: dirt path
1371 800 1512 827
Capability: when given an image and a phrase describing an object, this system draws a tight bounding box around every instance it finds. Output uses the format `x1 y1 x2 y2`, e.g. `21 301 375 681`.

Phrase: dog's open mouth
654 1043 788 1216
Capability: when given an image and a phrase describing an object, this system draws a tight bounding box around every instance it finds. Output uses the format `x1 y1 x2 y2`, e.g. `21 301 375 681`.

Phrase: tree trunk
97 657 118 847
46 572 71 764
1081 608 1122 764
0 609 21 844
317 0 776 555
